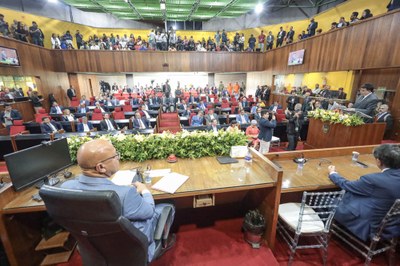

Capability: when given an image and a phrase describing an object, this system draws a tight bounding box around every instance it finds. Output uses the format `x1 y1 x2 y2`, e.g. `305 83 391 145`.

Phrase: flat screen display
0 46 20 67
288 49 305 66
4 138 72 191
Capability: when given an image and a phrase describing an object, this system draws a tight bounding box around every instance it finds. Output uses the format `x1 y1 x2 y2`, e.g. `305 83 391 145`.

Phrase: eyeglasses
97 152 120 164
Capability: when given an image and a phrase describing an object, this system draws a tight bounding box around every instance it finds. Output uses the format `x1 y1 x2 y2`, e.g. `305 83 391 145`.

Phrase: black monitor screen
4 138 72 191
0 46 20 67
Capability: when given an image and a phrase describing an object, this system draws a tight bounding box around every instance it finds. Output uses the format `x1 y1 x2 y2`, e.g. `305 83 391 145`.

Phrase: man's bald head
77 139 117 170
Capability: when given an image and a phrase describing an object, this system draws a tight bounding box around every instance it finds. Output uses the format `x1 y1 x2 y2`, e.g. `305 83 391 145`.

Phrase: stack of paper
151 173 189 194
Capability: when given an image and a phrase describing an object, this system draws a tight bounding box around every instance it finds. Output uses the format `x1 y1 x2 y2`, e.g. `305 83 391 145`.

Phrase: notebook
151 172 189 194
216 156 239 164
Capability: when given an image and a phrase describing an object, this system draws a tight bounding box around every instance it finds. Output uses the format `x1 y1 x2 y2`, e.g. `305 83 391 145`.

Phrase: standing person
30 91 43 113
266 31 274 51
148 29 156 50
221 29 227 45
67 85 76 101
75 30 83 49
307 18 318 37
258 30 266 52
248 34 256 52
327 144 400 242
347 83 378 122
286 26 295 44
214 30 221 47
285 104 304 151
61 139 176 262
29 21 44 46
258 110 276 154
276 27 286 48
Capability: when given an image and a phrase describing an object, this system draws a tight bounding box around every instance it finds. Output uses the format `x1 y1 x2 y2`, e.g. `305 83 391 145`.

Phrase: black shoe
160 233 176 256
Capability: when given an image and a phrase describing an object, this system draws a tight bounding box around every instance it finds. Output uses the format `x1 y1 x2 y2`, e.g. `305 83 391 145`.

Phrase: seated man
204 108 219 126
207 118 219 134
268 101 282 112
50 101 63 114
328 144 400 242
375 104 393 140
77 116 94 132
77 103 89 114
40 116 63 133
0 104 22 132
191 111 204 126
61 139 176 262
131 112 151 129
100 113 119 131
236 109 250 124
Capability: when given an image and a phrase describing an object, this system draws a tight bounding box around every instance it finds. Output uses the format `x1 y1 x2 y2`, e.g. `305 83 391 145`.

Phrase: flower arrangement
308 109 365 126
67 130 248 163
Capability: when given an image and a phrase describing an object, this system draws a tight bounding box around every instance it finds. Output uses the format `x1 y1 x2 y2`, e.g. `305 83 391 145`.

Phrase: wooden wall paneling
388 13 400 67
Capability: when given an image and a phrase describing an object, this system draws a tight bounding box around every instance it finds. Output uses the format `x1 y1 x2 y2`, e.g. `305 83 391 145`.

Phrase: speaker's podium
304 118 386 149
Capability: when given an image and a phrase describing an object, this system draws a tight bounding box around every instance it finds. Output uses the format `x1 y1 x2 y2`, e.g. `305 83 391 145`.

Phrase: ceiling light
255 3 263 14
48 0 58 3
124 0 128 2
160 0 166 10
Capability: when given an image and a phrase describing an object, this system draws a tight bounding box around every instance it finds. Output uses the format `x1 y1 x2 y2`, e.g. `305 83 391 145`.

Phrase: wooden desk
264 145 384 193
0 151 282 266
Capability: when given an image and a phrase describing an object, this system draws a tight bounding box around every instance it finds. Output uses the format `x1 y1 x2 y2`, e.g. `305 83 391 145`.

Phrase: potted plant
243 209 266 248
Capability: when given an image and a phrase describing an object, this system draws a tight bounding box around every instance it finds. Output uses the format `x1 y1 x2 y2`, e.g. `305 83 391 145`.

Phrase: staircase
156 111 182 133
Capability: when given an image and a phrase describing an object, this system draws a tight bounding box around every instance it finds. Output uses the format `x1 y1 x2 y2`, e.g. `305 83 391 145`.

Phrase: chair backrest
113 109 125 120
38 108 47 114
297 190 345 234
35 113 49 123
9 121 27 135
13 120 24 126
123 105 133 112
91 110 104 121
374 199 400 240
39 185 149 266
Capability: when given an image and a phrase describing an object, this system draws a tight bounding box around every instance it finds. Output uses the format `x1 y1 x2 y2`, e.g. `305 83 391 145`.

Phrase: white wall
97 75 127 87
215 73 246 89
246 71 273 96
132 72 209 90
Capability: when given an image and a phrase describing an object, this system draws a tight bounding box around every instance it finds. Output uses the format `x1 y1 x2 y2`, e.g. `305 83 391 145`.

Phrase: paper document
148 169 171 178
151 172 189 194
112 170 134 186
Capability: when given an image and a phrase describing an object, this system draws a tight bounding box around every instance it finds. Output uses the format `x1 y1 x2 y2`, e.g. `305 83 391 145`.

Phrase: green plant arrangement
308 109 365 126
67 130 248 163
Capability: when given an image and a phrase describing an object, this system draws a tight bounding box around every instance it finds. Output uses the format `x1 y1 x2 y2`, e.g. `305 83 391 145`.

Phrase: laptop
216 156 239 164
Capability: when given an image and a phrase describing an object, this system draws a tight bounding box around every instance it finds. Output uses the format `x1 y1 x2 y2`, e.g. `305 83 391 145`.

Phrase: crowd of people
0 5 393 52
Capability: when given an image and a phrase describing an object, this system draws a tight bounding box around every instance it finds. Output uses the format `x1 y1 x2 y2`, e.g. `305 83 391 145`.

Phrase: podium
305 118 386 149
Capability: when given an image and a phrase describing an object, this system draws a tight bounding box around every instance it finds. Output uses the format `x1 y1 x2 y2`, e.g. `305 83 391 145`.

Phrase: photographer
285 103 304 151
258 110 277 154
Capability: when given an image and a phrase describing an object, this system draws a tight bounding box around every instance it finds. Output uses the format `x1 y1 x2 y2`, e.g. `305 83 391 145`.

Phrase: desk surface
3 156 276 212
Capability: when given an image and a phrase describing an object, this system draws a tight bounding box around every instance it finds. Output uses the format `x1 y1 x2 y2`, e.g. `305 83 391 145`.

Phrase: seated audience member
50 102 63 114
0 104 22 132
347 83 378 122
94 102 107 113
250 103 259 114
376 104 393 139
226 120 240 133
207 119 219 134
246 120 260 148
337 17 349 28
236 109 250 125
61 109 76 122
100 113 119 131
258 111 276 154
312 83 321 95
349 11 359 24
314 100 322 109
131 112 151 129
360 9 373 20
191 111 204 126
77 103 89 114
61 139 176 262
337 87 347 99
80 95 90 106
77 116 94 132
41 116 63 133
197 100 207 111
268 101 282 112
178 100 190 116
330 22 338 30
328 144 400 241
204 108 219 126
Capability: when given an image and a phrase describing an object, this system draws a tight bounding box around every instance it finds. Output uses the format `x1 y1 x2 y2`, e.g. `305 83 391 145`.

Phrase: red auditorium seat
276 113 286 122
9 120 29 135
276 109 284 114
91 109 104 120
122 103 132 112
221 102 230 108
112 107 125 120
70 97 79 107
35 109 49 123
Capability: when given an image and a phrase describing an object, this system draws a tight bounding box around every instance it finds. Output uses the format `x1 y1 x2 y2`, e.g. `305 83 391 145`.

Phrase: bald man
61 139 175 262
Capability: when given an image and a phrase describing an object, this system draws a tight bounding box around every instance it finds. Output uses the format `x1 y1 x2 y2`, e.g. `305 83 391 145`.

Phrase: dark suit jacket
100 119 119 131
132 118 151 129
307 21 318 36
353 93 379 118
329 169 400 241
0 109 22 125
41 121 62 133
77 122 94 132
67 88 76 100
50 106 64 114
376 112 394 130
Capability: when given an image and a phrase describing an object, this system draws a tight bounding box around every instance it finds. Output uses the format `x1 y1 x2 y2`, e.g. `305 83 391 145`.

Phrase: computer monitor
0 46 20 67
4 138 73 191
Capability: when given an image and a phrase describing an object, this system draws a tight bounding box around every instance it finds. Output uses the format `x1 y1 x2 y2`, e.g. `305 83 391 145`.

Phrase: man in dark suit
178 100 190 117
131 112 151 129
387 0 400 11
347 83 379 122
204 108 219 126
307 18 318 36
258 110 276 154
67 85 76 101
376 104 393 139
77 116 94 132
285 26 295 44
50 102 63 114
285 104 304 151
77 103 89 114
328 144 400 242
276 27 286 48
100 113 119 131
337 88 347 99
0 104 22 131
40 116 63 133
286 91 299 111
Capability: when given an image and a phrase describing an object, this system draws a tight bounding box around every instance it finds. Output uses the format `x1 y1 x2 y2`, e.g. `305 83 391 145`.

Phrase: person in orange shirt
227 83 233 95
246 120 260 149
233 82 240 94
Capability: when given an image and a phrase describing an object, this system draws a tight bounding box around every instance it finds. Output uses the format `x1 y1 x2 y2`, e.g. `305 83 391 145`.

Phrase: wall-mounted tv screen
0 46 20 67
288 49 305 66
4 138 72 191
